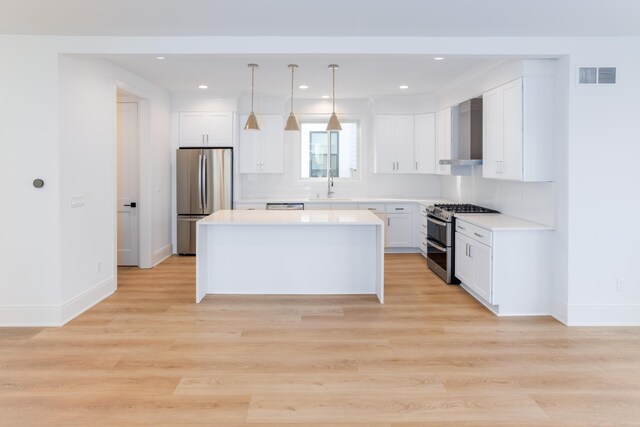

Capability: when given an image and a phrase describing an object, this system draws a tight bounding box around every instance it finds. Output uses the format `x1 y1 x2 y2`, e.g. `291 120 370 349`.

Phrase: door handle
198 153 204 211
202 154 208 210
124 202 137 208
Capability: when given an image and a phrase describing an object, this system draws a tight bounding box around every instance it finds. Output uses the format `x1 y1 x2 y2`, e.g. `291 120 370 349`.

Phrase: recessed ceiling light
321 95 330 99
434 57 445 61
298 85 309 89
198 85 208 89
399 85 409 90
156 56 165 60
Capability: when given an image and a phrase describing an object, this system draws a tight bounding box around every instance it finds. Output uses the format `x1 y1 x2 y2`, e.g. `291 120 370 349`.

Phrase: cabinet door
454 233 472 285
374 116 396 174
386 213 412 247
435 108 451 175
238 114 262 173
414 113 436 174
394 115 415 173
501 78 524 181
179 112 206 147
482 86 503 179
470 241 492 303
204 112 233 147
259 115 284 173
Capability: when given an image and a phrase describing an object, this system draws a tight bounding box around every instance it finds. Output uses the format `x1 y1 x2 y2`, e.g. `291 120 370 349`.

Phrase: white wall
565 42 640 325
2 34 639 325
0 39 62 325
0 36 172 326
58 56 117 313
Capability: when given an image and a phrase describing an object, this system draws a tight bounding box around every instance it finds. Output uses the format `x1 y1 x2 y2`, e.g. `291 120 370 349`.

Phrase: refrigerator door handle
198 153 204 212
202 153 208 212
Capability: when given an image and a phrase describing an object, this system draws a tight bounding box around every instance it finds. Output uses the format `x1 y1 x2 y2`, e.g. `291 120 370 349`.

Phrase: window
300 121 358 179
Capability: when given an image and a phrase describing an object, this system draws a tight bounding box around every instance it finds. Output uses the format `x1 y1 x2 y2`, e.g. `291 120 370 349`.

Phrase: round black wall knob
33 179 45 188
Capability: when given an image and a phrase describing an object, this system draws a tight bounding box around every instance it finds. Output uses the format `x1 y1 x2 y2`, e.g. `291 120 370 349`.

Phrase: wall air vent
578 67 616 85
598 67 616 84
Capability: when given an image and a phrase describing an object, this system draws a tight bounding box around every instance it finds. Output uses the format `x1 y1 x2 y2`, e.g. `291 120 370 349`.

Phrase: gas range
427 203 500 222
424 203 499 284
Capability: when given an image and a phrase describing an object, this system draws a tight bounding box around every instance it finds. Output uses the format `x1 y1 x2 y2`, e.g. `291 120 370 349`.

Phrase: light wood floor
2 254 640 425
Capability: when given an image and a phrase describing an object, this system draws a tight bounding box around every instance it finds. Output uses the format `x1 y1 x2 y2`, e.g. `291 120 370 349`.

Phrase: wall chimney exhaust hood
439 97 483 169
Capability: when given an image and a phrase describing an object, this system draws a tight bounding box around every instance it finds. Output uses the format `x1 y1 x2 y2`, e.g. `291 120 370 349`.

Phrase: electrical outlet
616 278 625 292
96 261 102 273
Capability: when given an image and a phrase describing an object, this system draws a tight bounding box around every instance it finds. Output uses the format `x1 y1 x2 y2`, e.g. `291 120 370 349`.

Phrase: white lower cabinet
455 218 551 315
386 214 413 247
455 232 492 303
385 203 414 248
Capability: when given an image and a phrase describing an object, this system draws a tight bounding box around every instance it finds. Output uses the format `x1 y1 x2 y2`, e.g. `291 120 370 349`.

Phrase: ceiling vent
578 67 616 85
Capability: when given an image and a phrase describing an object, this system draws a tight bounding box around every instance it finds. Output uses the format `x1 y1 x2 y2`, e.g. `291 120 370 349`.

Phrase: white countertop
199 209 384 226
455 213 554 231
235 197 451 206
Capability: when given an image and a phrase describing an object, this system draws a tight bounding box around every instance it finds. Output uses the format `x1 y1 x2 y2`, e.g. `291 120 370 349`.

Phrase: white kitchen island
196 209 385 303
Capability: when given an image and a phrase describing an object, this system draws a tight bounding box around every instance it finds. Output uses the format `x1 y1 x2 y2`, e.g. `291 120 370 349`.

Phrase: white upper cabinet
482 76 554 182
178 112 233 147
239 114 284 174
414 113 436 174
435 107 453 175
374 115 415 174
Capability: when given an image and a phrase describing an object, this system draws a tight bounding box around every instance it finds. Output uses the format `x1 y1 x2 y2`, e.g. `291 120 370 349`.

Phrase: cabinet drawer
358 203 386 214
386 203 414 214
419 215 429 236
456 220 492 246
419 204 429 215
419 240 428 254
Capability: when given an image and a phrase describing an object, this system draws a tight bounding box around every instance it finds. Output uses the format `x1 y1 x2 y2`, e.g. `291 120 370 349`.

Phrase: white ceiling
2 0 640 37
103 54 508 98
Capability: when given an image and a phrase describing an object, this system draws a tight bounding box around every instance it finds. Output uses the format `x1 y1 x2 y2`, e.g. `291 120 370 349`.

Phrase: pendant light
244 64 260 131
284 64 300 131
326 64 342 131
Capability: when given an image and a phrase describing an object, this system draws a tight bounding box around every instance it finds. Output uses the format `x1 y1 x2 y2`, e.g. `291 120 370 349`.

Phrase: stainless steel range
425 203 499 284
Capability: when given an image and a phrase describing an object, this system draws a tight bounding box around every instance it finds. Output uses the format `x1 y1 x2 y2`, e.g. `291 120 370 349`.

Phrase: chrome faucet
327 170 334 198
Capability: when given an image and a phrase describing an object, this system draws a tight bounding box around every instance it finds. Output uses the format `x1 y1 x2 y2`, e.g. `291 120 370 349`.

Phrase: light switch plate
70 195 86 208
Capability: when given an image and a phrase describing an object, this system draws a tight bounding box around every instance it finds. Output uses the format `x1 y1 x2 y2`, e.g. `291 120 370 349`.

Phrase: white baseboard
0 305 62 327
0 277 115 327
567 304 640 326
152 244 173 267
60 277 115 325
550 297 569 325
384 247 421 254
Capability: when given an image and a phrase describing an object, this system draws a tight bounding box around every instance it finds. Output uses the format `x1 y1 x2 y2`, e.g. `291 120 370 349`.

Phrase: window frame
295 116 362 183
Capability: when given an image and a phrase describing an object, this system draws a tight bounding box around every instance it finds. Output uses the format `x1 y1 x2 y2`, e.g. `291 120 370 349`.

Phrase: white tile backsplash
440 167 555 226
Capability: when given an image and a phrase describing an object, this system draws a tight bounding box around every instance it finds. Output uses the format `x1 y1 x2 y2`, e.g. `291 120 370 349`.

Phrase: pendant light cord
251 65 255 113
290 66 295 113
332 66 336 113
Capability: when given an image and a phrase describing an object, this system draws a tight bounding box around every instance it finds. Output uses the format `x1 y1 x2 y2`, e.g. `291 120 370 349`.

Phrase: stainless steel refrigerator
176 148 232 254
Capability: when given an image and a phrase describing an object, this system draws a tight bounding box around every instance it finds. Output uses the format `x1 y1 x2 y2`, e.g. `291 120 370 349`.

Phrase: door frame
115 82 153 269
116 99 141 267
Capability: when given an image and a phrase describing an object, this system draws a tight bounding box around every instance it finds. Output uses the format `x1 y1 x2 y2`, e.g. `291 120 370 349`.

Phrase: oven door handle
427 217 448 227
426 239 448 252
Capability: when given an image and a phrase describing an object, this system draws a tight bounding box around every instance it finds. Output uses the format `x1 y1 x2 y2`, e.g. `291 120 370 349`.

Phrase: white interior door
117 102 139 266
